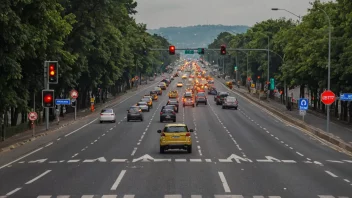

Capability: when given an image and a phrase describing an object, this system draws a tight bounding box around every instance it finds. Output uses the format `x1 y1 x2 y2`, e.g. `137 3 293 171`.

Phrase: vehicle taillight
160 112 163 115
185 132 191 136
100 113 103 115
161 132 165 136
217 96 220 98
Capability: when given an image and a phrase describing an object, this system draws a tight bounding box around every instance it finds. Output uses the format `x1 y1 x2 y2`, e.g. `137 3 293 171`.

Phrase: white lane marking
57 138 61 141
81 195 94 198
123 195 135 198
318 196 335 198
344 179 350 183
110 170 126 190
65 118 97 137
165 195 182 198
6 187 21 196
25 170 52 184
296 152 304 156
218 172 231 193
131 148 137 156
45 142 53 147
57 196 70 198
71 153 79 158
190 195 202 198
190 159 202 162
325 170 338 178
101 195 117 198
175 159 187 162
0 147 43 170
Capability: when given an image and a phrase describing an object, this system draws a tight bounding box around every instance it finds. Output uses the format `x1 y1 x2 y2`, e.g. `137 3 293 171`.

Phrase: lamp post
272 6 332 132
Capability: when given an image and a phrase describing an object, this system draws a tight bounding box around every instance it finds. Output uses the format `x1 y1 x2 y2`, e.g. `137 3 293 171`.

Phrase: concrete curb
226 82 352 153
0 80 159 153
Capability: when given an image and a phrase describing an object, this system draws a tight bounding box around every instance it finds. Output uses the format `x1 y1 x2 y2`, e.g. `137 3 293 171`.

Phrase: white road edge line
0 147 43 170
218 171 231 193
111 170 127 190
325 170 338 178
25 170 52 184
65 118 98 137
6 187 21 196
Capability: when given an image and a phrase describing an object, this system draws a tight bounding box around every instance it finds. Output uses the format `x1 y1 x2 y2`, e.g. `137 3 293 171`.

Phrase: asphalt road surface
0 73 351 198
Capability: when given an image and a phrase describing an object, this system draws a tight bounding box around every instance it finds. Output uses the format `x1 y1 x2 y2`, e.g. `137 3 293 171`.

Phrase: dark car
215 92 229 105
167 99 179 112
222 96 238 109
127 106 143 121
208 87 217 95
161 105 178 113
195 92 207 105
160 109 176 122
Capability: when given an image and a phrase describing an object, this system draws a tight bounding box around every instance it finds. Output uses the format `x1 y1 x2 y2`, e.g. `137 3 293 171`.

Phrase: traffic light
42 90 55 108
220 45 226 55
197 48 205 54
48 61 58 84
169 45 175 55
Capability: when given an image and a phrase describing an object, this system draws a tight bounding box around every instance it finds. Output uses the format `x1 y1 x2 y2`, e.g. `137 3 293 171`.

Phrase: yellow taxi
150 91 158 100
177 82 183 87
158 123 194 153
141 96 153 108
168 90 178 98
182 75 187 79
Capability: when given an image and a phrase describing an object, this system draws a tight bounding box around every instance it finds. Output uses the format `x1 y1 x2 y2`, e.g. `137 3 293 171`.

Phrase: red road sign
70 89 78 99
28 112 38 121
321 90 336 105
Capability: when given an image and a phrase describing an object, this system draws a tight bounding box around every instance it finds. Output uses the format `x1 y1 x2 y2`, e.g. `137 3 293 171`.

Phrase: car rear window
138 102 147 105
197 92 205 97
141 98 149 102
164 126 188 133
129 107 140 113
162 109 174 113
101 109 113 113
226 97 236 102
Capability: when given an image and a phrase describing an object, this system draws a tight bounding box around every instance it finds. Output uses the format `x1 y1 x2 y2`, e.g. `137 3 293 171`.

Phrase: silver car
137 101 149 112
222 96 238 110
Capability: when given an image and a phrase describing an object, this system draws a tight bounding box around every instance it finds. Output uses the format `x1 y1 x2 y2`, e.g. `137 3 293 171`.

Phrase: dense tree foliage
0 0 176 131
207 0 352 122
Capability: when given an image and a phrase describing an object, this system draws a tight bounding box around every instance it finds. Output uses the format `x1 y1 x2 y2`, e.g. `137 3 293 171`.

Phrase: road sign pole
32 121 35 137
74 106 77 121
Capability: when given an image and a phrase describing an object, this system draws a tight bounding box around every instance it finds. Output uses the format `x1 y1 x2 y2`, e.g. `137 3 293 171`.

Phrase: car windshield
184 93 192 97
141 98 149 102
129 107 140 113
101 109 113 113
197 92 205 97
178 82 182 84
164 126 188 133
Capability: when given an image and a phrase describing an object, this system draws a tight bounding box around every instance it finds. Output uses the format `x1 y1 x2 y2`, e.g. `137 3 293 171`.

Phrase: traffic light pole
44 61 49 130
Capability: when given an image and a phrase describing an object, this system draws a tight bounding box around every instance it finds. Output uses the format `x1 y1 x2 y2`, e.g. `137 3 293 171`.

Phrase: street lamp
271 8 302 21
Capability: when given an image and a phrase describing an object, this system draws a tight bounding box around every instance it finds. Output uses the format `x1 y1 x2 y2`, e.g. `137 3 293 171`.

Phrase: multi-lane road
0 70 352 198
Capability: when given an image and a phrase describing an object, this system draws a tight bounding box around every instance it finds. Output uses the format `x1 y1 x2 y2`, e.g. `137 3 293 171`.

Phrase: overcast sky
134 0 332 29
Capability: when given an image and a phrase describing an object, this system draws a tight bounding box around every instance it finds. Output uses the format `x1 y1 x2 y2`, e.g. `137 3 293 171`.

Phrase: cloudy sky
134 0 332 29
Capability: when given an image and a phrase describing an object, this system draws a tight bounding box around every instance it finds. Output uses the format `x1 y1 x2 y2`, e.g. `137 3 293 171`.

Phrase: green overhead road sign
185 50 194 54
197 48 205 54
234 66 237 71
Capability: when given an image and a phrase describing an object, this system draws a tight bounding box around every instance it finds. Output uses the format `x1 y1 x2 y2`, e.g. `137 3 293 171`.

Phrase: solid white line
45 142 53 147
131 148 137 156
0 147 43 170
64 118 97 137
218 172 231 192
110 170 126 190
296 152 304 156
25 170 52 184
318 196 335 198
325 170 338 178
6 188 21 196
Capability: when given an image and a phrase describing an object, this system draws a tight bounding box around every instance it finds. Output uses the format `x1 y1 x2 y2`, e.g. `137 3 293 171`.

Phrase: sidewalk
216 78 352 150
0 79 159 152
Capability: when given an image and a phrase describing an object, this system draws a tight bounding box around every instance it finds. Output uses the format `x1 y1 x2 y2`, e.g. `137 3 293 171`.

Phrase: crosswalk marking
81 196 94 198
214 195 244 198
191 195 202 198
253 196 265 198
57 196 70 198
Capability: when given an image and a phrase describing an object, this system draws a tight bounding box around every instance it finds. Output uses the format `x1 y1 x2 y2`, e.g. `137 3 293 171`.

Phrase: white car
137 101 149 112
100 109 116 123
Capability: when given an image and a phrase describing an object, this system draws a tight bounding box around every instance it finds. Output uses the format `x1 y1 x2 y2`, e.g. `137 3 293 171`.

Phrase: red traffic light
220 45 226 55
44 94 53 103
47 62 58 84
169 45 175 55
42 90 55 108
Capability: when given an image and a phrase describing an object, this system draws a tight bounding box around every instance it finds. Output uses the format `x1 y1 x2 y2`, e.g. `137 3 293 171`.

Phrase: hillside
147 25 249 48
